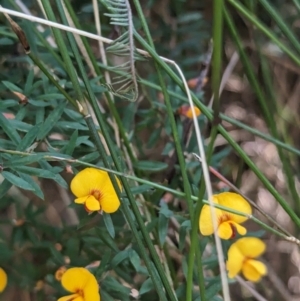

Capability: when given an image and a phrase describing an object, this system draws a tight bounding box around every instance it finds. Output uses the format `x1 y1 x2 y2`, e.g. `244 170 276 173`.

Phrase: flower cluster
70 168 121 213
227 237 267 282
199 192 267 282
61 167 120 299
58 267 100 301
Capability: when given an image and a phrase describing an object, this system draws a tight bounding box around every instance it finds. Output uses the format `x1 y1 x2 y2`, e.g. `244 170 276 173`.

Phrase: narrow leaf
37 101 67 140
17 123 41 151
0 113 20 144
2 171 35 191
96 250 112 278
2 80 23 93
103 213 115 238
139 277 154 295
64 130 78 155
133 160 168 172
18 172 44 199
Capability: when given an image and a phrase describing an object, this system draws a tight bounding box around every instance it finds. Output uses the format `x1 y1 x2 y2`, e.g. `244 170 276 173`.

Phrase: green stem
132 1 198 300
223 6 300 223
258 0 300 54
40 0 84 102
226 0 300 66
28 53 77 107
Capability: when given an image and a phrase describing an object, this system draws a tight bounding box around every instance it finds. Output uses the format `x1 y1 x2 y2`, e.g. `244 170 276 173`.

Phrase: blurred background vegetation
1 0 300 300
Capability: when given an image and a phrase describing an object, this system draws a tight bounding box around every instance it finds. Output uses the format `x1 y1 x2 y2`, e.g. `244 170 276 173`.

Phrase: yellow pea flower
226 237 267 282
70 168 121 213
58 267 100 301
177 105 201 119
0 268 7 293
199 192 252 239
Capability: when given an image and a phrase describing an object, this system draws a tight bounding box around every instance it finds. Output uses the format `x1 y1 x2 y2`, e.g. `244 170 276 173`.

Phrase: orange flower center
76 289 84 297
91 189 102 201
68 289 84 300
218 214 237 238
218 213 230 224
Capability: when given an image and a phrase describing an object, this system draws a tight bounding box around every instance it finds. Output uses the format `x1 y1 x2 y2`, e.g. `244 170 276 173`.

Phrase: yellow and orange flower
226 237 267 282
58 267 100 301
0 268 7 293
177 105 201 119
199 192 251 239
70 168 121 213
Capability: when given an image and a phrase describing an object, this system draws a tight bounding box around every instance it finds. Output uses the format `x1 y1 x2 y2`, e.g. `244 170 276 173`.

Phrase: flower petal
199 205 223 236
61 268 93 293
74 196 88 204
234 237 266 258
100 194 120 213
85 196 101 211
242 259 267 282
218 221 234 240
98 176 121 213
0 268 7 293
83 273 101 301
70 168 99 197
57 294 83 301
215 192 252 223
231 222 247 236
226 243 244 278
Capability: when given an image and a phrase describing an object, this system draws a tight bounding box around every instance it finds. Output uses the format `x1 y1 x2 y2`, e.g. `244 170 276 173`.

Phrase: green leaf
0 37 14 45
8 120 33 132
0 180 13 198
159 202 173 218
18 173 44 199
5 154 46 166
102 276 131 295
16 123 41 151
100 290 115 301
111 249 129 268
13 166 57 180
76 212 98 230
0 113 21 144
64 130 78 155
133 160 168 172
35 93 67 101
158 213 169 245
130 184 154 195
24 69 35 95
57 121 88 131
128 249 141 271
0 99 18 109
38 161 67 188
179 220 191 251
95 227 119 252
2 171 35 191
139 277 154 295
96 250 112 278
37 101 67 140
205 281 222 300
103 212 115 238
2 80 23 93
